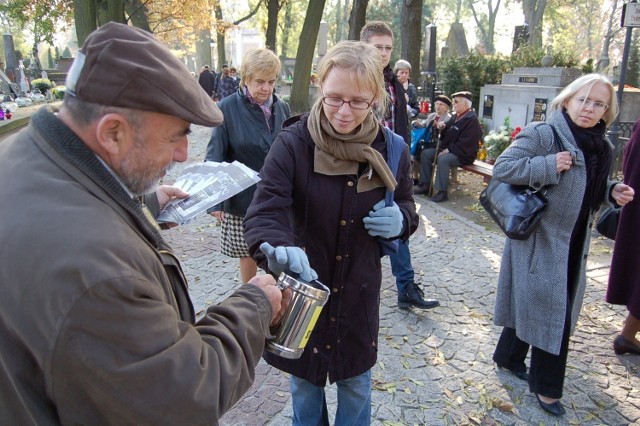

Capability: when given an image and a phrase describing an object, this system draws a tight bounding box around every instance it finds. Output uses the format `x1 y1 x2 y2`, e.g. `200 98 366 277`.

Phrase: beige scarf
307 99 397 193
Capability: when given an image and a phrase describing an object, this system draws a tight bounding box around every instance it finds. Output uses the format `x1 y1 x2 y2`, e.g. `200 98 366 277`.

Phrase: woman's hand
555 151 573 173
209 210 224 222
612 183 635 207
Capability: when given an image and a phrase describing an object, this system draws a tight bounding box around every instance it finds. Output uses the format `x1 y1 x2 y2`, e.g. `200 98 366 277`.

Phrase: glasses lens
323 97 343 107
350 101 370 110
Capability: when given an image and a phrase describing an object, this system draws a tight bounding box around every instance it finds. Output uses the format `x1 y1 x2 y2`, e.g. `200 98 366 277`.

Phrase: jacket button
336 255 342 261
340 220 347 226
333 288 339 293
347 181 354 187
325 344 331 350
331 316 336 322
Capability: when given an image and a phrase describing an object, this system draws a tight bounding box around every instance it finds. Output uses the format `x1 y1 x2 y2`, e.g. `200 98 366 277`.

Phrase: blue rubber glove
259 242 318 283
363 200 404 239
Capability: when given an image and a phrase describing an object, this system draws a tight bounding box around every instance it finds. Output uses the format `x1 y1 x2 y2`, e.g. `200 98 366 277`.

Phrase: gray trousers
419 148 461 192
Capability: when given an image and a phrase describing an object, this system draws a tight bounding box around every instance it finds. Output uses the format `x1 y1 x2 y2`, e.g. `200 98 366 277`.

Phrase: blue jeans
290 370 372 426
389 239 414 293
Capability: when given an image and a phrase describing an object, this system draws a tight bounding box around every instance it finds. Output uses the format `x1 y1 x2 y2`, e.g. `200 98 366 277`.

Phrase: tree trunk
401 0 423 83
348 0 368 40
124 0 152 32
215 4 226 69
522 0 546 48
467 0 501 54
597 0 619 73
290 0 327 113
266 0 279 52
196 29 213 71
97 0 125 26
73 0 97 47
281 1 293 57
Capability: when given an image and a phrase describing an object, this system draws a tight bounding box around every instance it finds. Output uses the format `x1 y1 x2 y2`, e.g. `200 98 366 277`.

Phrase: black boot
398 282 440 310
430 190 448 202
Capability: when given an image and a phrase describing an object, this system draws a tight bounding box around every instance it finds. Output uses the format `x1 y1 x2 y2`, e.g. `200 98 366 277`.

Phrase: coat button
325 344 331 350
336 255 342 261
347 181 354 187
340 220 347 226
331 316 336 322
333 287 339 293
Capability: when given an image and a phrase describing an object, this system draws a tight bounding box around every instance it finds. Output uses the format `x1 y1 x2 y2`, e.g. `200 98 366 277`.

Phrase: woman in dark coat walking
244 41 418 425
607 118 640 355
492 74 634 416
205 48 290 284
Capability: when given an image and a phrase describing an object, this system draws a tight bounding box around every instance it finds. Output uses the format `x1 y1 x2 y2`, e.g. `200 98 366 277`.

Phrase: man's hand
246 274 290 326
157 185 189 210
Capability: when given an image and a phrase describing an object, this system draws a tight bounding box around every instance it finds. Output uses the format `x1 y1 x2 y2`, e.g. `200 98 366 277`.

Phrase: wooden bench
451 160 494 183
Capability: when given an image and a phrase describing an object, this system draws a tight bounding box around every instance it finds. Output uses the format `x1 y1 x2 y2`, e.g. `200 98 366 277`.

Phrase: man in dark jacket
198 64 217 98
361 21 440 312
0 22 284 425
419 91 483 202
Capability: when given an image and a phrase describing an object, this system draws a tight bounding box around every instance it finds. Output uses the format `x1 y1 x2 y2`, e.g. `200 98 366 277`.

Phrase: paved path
160 124 640 425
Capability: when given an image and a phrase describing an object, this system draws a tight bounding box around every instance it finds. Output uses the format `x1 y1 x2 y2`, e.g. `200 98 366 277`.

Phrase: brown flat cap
451 91 473 101
66 22 222 127
434 95 452 107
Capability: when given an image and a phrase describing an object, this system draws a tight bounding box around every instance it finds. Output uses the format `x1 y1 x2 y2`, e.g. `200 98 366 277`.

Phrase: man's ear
95 113 130 156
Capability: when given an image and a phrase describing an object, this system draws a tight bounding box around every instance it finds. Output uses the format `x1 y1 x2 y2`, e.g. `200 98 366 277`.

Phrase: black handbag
479 123 561 240
479 180 549 240
596 207 620 240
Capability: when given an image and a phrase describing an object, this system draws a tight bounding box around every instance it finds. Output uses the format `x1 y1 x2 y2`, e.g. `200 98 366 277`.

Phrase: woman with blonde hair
244 41 417 425
206 48 290 284
492 73 634 416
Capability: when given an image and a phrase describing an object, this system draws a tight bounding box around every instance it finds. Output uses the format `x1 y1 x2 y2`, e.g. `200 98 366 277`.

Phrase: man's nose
174 137 189 162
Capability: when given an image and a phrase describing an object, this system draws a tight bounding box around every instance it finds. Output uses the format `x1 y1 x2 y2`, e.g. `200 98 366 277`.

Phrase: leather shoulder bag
479 124 562 240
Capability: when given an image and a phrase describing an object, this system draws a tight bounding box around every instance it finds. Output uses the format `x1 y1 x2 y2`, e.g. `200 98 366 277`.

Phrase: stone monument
479 67 582 131
443 23 469 57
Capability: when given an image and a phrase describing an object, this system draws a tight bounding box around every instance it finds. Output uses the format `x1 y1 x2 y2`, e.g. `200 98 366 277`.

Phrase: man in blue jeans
361 21 440 311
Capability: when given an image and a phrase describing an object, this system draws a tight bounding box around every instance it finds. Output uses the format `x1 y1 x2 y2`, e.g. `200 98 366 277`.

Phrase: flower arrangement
483 117 521 159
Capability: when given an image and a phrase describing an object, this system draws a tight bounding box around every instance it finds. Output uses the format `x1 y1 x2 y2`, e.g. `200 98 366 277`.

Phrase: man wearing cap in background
413 94 452 193
418 91 483 202
0 22 285 424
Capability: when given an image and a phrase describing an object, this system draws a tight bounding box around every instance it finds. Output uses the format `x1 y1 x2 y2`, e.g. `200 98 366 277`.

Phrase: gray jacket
492 110 614 355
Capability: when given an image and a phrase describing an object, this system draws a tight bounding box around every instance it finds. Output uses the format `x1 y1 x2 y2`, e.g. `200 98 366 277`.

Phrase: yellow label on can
299 306 323 349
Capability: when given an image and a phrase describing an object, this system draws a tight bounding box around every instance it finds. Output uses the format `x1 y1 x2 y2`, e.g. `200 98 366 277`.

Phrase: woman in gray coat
491 74 634 416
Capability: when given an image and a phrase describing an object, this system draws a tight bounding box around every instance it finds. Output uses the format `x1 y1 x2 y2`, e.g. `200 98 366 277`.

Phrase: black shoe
535 394 566 416
429 191 448 202
613 335 640 355
398 282 440 310
496 363 528 381
413 184 430 195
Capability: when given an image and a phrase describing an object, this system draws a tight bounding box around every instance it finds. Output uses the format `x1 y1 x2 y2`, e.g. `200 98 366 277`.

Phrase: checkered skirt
220 213 250 258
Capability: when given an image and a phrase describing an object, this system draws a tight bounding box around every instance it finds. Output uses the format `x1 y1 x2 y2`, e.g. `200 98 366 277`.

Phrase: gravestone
512 25 529 53
479 67 582 131
443 23 469 57
422 24 437 73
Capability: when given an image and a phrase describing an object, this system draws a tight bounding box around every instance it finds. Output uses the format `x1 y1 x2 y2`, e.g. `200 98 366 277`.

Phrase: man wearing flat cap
413 95 452 193
417 91 483 202
0 22 285 424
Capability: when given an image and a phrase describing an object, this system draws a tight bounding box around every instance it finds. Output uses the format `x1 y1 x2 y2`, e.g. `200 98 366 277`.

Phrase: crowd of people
0 19 637 425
